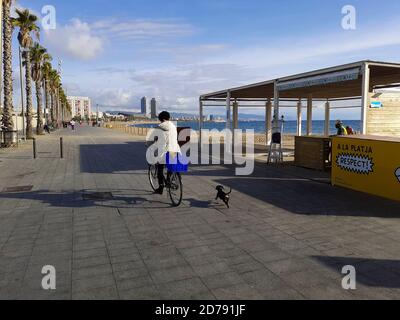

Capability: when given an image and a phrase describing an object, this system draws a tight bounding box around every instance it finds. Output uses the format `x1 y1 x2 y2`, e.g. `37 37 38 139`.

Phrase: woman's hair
158 111 171 122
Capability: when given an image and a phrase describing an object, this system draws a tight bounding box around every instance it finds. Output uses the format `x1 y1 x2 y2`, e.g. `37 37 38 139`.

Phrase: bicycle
148 162 183 207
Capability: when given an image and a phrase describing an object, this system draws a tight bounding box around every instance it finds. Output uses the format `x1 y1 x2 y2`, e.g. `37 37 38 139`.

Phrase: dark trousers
157 163 165 187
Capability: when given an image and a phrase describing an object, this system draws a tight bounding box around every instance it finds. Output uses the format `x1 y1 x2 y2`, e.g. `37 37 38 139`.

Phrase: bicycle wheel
168 172 183 207
148 165 159 191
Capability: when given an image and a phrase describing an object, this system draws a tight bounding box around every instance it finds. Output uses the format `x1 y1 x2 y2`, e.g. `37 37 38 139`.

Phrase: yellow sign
332 136 400 201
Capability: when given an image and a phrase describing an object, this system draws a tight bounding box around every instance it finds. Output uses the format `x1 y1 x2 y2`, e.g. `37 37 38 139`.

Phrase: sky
12 0 400 119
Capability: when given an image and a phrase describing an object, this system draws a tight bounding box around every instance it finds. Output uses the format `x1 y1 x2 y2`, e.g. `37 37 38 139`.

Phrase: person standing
70 119 76 131
335 120 348 136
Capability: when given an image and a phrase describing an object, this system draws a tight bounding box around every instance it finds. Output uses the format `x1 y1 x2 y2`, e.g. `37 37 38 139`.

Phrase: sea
131 120 361 136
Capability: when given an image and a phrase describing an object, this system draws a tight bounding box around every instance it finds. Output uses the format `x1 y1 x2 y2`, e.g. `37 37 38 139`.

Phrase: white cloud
44 18 104 60
91 19 196 41
90 88 138 109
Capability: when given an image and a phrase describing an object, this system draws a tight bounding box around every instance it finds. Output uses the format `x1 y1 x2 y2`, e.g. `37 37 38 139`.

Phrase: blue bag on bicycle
166 152 188 173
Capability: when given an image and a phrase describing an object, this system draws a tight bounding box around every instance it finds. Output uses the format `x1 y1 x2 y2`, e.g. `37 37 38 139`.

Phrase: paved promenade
1 126 400 300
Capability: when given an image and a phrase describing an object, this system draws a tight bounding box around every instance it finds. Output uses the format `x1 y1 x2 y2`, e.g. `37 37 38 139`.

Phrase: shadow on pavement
0 189 150 209
213 174 400 218
0 189 198 210
80 141 148 173
313 256 400 289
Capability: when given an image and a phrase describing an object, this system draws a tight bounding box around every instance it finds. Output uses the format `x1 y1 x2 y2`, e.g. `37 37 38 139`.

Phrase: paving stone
157 277 211 299
72 286 118 300
73 255 110 269
201 272 245 290
144 255 188 271
114 267 149 281
212 283 264 300
72 274 116 293
250 248 292 264
119 285 162 300
150 265 197 284
112 260 147 272
192 262 233 277
116 275 154 291
264 258 319 275
72 264 113 281
241 269 289 292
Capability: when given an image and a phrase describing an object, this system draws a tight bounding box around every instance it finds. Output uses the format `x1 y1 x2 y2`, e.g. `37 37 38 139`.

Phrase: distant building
151 98 157 119
67 96 91 119
141 97 147 115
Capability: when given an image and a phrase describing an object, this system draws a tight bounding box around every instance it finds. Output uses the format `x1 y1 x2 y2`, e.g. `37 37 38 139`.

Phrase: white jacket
158 121 181 154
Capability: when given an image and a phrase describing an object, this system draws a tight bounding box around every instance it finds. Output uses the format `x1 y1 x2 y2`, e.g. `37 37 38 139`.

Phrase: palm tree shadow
0 189 167 209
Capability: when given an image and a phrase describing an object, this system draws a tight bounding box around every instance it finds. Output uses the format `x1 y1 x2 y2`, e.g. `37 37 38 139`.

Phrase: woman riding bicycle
153 111 181 195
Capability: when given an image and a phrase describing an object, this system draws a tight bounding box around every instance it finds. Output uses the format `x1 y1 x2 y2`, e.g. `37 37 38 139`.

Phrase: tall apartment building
150 98 157 119
67 96 92 119
141 97 147 115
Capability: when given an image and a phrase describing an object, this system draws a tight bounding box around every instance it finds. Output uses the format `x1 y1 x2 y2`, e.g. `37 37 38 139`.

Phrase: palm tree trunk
24 50 33 139
43 79 50 125
55 91 59 127
35 78 43 135
2 1 14 135
50 91 55 125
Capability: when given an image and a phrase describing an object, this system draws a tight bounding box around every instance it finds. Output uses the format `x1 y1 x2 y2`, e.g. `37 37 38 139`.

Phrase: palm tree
42 61 52 126
1 0 15 145
30 43 51 135
48 69 60 126
59 85 65 123
12 8 40 139
59 86 70 123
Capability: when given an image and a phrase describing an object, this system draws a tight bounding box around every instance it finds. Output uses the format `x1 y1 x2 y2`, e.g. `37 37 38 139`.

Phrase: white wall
12 115 46 134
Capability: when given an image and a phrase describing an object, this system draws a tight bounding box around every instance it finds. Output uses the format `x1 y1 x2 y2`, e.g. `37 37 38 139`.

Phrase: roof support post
232 99 239 147
233 99 239 129
307 95 313 136
297 98 302 136
324 100 330 136
361 62 370 134
226 90 232 130
273 81 279 124
199 98 204 149
266 98 272 146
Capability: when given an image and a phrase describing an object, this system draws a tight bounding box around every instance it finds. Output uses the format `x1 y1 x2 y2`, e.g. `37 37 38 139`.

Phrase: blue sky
14 0 400 119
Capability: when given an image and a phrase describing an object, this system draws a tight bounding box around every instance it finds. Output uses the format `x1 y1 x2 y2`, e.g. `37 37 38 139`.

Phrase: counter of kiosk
294 136 331 171
331 135 400 201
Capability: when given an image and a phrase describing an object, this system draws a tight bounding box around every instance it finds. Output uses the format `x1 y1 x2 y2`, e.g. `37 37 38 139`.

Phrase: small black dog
215 185 232 208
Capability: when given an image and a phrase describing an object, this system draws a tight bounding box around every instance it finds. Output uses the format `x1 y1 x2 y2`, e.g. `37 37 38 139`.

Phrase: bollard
60 137 64 159
33 138 37 159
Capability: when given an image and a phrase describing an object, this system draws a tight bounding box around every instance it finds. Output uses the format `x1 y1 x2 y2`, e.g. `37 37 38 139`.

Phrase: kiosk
332 135 400 201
